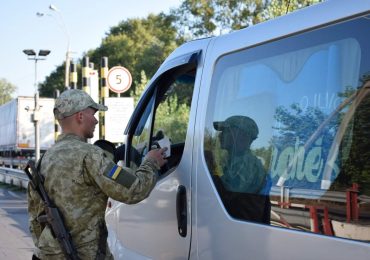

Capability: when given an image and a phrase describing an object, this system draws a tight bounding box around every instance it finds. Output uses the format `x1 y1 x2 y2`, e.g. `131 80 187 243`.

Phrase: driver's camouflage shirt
27 133 159 260
221 150 267 194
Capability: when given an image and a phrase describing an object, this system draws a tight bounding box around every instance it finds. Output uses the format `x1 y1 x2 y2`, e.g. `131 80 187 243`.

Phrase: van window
129 69 196 174
204 15 370 242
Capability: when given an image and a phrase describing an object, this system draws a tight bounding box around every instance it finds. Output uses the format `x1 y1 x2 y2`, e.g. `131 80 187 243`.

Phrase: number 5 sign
107 66 132 94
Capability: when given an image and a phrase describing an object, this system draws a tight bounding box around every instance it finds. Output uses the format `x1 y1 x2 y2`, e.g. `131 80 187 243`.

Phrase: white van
105 0 370 259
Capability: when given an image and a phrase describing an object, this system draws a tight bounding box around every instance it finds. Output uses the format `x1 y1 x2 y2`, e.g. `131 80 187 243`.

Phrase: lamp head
49 4 59 12
23 49 36 56
38 50 51 57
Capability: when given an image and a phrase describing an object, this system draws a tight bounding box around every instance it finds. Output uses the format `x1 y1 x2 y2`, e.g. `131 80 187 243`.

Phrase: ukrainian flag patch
108 165 122 180
103 162 137 189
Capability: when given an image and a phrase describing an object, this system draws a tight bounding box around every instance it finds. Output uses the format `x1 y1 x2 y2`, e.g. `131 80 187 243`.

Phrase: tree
339 74 370 194
271 75 370 194
266 0 322 20
39 64 66 97
39 13 182 98
133 70 149 106
39 1 324 97
273 103 329 149
171 0 322 38
0 78 17 105
171 0 268 38
87 13 182 98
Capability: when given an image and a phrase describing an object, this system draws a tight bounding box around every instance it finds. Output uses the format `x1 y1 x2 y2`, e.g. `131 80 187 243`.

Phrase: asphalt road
0 184 33 259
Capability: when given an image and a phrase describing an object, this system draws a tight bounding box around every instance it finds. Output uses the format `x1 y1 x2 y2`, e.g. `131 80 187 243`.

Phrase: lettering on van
270 137 339 184
300 92 341 111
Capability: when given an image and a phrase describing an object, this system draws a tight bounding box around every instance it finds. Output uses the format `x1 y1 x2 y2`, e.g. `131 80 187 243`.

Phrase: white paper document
157 136 171 158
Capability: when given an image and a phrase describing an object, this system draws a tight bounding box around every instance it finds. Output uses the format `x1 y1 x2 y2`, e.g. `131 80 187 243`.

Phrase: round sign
107 66 132 94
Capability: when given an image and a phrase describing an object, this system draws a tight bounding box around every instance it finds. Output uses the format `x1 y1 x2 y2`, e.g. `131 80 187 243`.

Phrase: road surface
0 185 33 259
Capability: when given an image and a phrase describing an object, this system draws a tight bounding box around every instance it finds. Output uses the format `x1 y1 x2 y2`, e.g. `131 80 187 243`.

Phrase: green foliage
88 13 182 98
171 0 322 38
153 75 195 144
133 70 149 106
266 0 322 19
155 94 190 143
40 13 181 98
0 78 17 105
172 0 268 38
204 129 227 177
254 146 273 171
38 1 323 97
273 103 328 147
39 64 67 97
272 78 370 194
339 77 370 194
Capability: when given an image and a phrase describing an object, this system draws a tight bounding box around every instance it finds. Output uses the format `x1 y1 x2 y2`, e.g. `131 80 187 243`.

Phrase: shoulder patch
103 162 137 189
108 165 122 180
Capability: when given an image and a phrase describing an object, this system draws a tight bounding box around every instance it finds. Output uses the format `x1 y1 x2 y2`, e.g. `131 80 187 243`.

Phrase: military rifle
25 160 80 260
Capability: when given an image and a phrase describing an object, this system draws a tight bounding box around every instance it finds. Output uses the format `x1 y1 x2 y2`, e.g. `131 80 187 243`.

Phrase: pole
65 46 71 89
69 61 77 89
34 59 40 161
23 49 50 162
100 57 108 139
54 89 61 141
49 5 71 90
82 57 90 93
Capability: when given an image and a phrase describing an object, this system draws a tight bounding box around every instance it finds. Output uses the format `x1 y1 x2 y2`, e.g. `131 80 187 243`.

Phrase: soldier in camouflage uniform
213 115 271 223
27 89 167 259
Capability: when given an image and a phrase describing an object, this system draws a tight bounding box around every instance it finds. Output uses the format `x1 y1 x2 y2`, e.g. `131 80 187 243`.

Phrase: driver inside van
213 115 271 224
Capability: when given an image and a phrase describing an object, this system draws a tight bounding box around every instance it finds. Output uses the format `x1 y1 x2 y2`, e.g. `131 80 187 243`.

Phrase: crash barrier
2 164 370 215
0 167 28 189
270 185 370 207
0 157 28 169
270 185 370 235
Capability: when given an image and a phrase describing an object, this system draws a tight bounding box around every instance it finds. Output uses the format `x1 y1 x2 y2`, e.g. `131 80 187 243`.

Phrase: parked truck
0 96 55 167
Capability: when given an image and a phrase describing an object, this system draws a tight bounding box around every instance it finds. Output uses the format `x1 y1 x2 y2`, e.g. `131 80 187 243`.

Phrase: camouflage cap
213 115 259 140
54 89 108 119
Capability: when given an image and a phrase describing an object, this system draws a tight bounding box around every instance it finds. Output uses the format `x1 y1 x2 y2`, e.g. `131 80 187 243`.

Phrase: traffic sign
107 66 132 94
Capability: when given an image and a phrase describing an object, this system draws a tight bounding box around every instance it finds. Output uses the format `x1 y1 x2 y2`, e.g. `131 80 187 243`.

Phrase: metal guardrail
270 185 370 205
0 157 28 169
0 166 28 189
270 186 346 202
1 165 370 205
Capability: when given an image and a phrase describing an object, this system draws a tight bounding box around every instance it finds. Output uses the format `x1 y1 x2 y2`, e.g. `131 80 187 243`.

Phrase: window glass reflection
204 15 370 242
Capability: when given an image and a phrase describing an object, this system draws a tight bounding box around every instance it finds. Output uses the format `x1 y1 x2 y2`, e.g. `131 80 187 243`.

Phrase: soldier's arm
85 146 166 204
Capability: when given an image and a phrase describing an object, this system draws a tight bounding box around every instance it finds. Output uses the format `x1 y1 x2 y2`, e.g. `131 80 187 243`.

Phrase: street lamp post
49 4 71 90
23 49 51 161
37 5 71 89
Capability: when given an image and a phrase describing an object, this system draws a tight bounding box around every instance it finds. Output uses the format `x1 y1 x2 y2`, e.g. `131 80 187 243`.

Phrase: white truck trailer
0 96 55 167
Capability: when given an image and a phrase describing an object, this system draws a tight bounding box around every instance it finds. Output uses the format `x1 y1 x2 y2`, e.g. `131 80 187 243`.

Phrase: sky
0 0 182 97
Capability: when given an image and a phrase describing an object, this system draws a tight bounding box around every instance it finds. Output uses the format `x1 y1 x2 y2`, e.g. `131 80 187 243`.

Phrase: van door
195 10 370 260
110 51 201 259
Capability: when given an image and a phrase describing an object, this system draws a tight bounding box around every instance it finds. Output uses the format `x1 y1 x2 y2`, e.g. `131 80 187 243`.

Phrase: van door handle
176 185 187 237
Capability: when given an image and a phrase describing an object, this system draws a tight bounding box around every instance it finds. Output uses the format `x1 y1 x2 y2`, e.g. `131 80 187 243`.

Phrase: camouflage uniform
214 115 267 193
28 89 160 259
213 115 271 223
221 151 266 194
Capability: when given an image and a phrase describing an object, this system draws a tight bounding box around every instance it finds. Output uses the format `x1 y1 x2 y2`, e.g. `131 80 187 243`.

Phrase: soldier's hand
146 148 168 168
